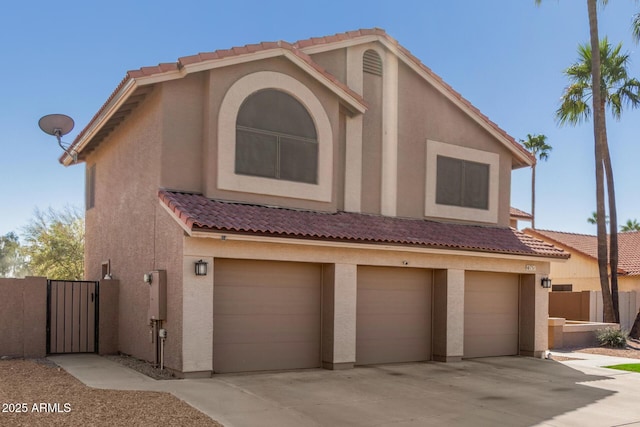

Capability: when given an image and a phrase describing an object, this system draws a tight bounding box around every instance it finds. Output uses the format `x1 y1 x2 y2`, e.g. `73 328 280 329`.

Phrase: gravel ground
551 338 640 361
103 354 176 380
0 359 223 427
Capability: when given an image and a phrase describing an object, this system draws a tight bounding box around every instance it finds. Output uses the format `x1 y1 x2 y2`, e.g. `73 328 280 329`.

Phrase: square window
435 155 489 210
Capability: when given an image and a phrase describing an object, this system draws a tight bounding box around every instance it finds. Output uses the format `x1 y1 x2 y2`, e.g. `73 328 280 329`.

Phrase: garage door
213 259 321 373
356 266 432 365
464 272 519 358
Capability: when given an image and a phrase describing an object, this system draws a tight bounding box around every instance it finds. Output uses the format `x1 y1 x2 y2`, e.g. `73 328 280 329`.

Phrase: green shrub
595 327 628 348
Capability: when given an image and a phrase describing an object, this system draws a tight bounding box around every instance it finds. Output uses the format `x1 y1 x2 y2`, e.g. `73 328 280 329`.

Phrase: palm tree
557 38 640 323
587 211 609 225
620 219 640 232
535 0 616 322
521 134 551 229
633 12 640 43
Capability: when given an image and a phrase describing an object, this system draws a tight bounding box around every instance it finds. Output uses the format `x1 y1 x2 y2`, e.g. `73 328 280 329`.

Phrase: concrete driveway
50 354 640 427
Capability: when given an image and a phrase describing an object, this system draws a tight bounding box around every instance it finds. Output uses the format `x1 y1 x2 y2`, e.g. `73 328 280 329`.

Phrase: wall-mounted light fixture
541 277 552 289
195 259 208 276
144 273 153 284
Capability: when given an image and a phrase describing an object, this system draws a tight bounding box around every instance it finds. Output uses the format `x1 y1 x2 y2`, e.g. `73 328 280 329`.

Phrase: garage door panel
464 272 519 358
214 341 319 372
358 289 429 314
356 266 432 365
214 286 320 315
214 314 319 344
213 259 321 373
357 339 429 365
357 315 429 339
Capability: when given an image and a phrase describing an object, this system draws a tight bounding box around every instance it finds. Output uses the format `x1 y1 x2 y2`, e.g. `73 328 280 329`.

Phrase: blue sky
1 1 639 237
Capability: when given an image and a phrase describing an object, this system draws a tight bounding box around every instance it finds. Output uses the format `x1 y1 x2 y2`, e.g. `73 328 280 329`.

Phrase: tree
587 211 609 225
620 219 640 232
536 0 616 322
521 134 551 229
558 38 640 322
0 232 29 277
633 11 640 43
21 207 84 280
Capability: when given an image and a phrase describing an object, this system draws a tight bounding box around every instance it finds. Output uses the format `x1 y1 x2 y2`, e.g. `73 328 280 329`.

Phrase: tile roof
510 207 532 220
63 28 534 166
524 229 640 276
292 29 534 164
159 190 568 259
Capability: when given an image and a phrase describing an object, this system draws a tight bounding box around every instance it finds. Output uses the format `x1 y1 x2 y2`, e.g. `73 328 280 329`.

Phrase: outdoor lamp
195 260 208 276
541 277 552 289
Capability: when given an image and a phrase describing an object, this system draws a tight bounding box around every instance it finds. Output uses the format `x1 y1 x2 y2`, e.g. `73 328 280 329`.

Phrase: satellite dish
38 113 77 163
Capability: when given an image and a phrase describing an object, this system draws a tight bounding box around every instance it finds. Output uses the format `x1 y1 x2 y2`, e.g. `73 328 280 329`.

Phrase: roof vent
363 49 383 76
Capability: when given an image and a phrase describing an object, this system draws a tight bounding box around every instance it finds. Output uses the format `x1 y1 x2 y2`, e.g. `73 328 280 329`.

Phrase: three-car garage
212 260 522 373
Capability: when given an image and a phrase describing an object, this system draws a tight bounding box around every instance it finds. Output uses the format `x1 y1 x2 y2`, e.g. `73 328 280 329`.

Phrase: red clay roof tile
510 207 532 220
160 190 568 259
525 229 640 275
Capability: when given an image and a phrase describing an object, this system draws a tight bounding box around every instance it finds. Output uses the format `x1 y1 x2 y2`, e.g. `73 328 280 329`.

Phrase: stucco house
64 28 567 376
510 207 532 229
524 228 640 330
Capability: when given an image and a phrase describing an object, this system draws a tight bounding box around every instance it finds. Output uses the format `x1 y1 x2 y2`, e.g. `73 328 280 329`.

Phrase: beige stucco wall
396 60 513 226
154 41 517 226
181 233 552 371
520 274 549 357
202 57 343 212
432 269 464 361
547 249 601 292
99 279 119 355
321 263 357 368
160 73 205 193
0 277 47 358
84 86 185 371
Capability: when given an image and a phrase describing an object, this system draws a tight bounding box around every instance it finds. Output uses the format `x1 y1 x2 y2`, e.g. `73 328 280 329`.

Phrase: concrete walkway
49 353 640 427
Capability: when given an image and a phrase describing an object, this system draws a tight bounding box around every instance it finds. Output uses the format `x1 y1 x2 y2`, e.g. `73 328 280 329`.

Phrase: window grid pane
435 155 489 211
235 129 278 178
235 89 318 184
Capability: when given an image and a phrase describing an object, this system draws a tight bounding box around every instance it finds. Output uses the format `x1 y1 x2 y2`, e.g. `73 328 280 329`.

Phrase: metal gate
47 280 99 354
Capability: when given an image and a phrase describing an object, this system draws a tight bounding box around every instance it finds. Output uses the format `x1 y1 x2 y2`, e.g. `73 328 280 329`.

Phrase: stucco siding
160 73 205 193
360 65 383 215
84 87 185 370
549 250 601 292
202 57 342 212
309 49 347 84
396 61 512 226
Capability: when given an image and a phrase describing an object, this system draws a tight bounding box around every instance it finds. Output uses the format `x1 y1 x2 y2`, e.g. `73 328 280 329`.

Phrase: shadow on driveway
179 356 617 426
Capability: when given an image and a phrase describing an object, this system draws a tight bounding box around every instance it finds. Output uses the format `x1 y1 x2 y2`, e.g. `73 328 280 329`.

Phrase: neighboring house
510 207 532 229
525 228 640 330
64 28 567 376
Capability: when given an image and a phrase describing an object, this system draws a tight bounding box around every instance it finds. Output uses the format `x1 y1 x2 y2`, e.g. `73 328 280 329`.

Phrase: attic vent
363 49 383 76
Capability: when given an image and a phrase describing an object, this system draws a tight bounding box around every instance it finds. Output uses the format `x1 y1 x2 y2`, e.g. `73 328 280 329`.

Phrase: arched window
235 89 318 184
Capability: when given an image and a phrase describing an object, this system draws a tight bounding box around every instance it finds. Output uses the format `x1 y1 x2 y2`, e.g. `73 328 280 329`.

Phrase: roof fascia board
159 199 194 236
300 35 533 167
181 48 366 113
63 78 139 166
379 38 533 167
282 51 366 113
190 230 567 262
299 35 382 55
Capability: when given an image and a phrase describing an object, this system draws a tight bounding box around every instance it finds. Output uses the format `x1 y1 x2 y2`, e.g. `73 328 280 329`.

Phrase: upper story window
217 71 333 203
436 155 489 210
235 90 318 184
425 140 499 224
